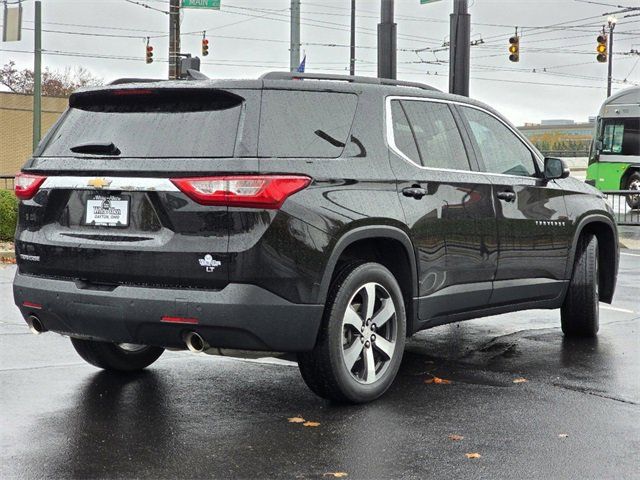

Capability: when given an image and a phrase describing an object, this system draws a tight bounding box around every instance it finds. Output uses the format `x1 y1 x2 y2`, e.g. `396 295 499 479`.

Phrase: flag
296 55 306 73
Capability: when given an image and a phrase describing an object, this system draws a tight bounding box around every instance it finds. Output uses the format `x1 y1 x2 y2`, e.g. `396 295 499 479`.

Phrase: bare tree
0 61 102 96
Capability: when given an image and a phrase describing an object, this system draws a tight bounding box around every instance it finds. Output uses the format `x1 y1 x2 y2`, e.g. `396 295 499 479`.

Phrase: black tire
625 171 640 210
298 262 406 404
70 338 164 372
561 233 599 337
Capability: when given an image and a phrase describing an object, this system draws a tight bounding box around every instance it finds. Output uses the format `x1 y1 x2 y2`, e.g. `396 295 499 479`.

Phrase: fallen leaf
425 376 452 385
288 417 305 423
303 421 321 427
448 434 464 441
512 377 528 384
558 433 569 438
323 473 348 478
465 453 481 459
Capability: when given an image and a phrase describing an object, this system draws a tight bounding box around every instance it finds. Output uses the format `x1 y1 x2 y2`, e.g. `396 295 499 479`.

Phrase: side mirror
544 157 570 180
595 140 603 152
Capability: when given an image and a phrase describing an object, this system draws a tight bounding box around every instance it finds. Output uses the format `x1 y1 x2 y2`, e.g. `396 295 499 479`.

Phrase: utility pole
290 0 300 72
607 15 617 98
449 0 470 96
168 0 180 79
350 0 356 76
32 0 41 151
377 0 396 79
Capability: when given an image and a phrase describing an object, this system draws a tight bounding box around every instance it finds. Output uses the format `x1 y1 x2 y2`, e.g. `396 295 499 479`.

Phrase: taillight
171 175 311 209
14 173 46 200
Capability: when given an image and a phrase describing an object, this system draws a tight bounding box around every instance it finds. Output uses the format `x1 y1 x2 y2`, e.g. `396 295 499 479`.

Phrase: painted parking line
601 305 637 314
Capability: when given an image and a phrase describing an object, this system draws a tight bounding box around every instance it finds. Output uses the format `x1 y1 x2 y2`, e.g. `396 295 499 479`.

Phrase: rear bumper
13 272 324 352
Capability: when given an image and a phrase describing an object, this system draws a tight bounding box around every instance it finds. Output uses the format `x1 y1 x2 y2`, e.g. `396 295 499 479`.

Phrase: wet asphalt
1 251 639 480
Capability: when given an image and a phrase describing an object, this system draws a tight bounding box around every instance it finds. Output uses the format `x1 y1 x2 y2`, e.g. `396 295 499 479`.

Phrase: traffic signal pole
168 0 180 79
32 0 41 151
449 0 470 96
350 0 356 76
290 0 300 72
378 0 396 79
607 20 615 98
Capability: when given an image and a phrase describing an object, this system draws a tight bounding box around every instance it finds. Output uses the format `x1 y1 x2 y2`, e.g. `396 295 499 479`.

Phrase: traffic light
146 42 154 64
202 37 209 56
509 35 519 62
596 33 608 63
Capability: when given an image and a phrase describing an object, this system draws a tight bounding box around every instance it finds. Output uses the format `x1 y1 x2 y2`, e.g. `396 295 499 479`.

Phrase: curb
0 250 15 260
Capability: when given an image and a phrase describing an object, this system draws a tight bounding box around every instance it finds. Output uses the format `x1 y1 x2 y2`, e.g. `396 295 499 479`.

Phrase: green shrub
0 190 18 241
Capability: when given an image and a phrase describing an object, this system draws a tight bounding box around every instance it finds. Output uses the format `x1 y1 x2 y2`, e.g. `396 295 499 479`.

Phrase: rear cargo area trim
41 176 179 192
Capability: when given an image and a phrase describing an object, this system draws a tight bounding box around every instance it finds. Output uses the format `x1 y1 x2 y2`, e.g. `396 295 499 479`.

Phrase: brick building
0 92 67 175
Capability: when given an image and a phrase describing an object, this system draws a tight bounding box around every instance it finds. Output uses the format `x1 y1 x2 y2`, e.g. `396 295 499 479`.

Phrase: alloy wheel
341 282 398 384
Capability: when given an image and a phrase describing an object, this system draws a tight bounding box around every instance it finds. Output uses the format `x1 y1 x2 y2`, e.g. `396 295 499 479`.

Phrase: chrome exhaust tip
184 331 208 353
27 315 46 335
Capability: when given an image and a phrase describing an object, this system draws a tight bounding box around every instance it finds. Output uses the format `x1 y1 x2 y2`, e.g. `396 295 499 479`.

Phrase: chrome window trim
385 95 544 180
40 176 179 192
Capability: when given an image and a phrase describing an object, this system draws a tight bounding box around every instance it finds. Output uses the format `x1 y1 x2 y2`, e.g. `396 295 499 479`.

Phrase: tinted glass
401 100 470 170
390 100 420 163
259 90 357 158
461 106 537 177
42 89 243 158
601 118 640 155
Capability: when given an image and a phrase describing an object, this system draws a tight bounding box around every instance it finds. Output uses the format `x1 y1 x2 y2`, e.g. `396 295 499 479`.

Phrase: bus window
601 118 640 156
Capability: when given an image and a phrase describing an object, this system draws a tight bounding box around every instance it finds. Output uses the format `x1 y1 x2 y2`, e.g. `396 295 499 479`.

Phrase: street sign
2 4 23 42
181 0 220 9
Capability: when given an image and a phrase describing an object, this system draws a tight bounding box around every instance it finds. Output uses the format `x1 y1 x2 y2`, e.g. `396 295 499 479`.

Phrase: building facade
1 92 68 175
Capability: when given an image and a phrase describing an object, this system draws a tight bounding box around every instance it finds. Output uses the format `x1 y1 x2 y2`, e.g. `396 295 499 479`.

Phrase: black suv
13 72 619 403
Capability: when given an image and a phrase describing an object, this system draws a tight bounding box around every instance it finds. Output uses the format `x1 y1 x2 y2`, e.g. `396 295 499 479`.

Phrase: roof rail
260 71 439 91
108 78 164 85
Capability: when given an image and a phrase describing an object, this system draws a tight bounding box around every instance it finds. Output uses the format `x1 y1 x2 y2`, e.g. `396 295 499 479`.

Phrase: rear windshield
41 88 243 158
258 90 358 158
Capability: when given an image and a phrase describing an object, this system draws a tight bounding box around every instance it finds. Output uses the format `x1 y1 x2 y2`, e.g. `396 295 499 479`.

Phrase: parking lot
1 250 638 479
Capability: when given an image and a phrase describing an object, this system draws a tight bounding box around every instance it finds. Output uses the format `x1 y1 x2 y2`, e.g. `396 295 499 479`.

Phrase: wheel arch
318 226 419 333
567 215 618 304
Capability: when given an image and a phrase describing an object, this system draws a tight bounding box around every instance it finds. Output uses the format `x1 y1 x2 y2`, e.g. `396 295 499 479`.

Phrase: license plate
84 195 129 227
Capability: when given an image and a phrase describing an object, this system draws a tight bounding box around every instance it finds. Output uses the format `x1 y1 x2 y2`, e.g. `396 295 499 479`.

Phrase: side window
460 106 537 177
390 100 420 164
401 100 471 171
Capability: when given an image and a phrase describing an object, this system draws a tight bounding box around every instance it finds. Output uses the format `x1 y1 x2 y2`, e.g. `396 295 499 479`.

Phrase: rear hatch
16 86 255 290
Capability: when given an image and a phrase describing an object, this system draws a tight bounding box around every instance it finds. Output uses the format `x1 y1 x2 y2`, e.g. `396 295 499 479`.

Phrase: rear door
387 97 498 323
17 87 260 290
456 105 571 305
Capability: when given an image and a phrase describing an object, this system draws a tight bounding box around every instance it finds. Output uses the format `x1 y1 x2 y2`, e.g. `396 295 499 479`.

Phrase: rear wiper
314 130 346 148
70 142 121 156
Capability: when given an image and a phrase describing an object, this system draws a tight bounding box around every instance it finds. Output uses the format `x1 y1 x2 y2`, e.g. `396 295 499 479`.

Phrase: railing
602 190 640 226
538 150 590 158
0 175 14 190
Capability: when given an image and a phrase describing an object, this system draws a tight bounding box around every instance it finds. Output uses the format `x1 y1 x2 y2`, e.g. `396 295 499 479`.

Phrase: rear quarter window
258 90 358 158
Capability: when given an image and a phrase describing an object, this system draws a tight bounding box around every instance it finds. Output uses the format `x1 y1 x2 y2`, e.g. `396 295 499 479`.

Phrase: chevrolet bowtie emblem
87 178 112 189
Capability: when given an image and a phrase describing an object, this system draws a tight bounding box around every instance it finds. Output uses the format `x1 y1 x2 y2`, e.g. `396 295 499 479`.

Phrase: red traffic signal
202 38 209 56
146 44 154 64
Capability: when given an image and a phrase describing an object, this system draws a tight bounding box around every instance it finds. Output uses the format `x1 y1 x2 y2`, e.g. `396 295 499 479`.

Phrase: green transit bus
586 86 640 208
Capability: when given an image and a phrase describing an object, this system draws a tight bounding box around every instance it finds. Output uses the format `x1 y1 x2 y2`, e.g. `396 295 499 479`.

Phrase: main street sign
181 0 220 9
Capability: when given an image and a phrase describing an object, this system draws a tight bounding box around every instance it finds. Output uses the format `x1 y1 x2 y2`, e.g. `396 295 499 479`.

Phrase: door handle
496 190 516 202
402 186 428 199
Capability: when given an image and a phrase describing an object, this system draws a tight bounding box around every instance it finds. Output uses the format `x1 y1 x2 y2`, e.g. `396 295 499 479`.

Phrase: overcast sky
1 0 639 125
